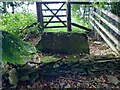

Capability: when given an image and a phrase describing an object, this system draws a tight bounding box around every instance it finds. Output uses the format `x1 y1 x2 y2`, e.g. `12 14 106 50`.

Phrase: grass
44 26 88 34
43 18 91 34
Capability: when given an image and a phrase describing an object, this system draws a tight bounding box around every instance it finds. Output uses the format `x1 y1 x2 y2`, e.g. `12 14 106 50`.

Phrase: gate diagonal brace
44 3 67 28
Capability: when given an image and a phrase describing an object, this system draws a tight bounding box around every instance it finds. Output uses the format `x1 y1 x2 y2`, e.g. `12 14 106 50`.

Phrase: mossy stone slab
36 32 89 54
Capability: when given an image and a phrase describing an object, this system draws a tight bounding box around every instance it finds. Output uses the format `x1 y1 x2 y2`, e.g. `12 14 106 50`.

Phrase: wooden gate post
67 1 72 32
36 2 44 32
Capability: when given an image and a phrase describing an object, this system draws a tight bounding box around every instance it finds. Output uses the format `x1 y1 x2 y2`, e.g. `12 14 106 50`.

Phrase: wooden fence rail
90 6 120 55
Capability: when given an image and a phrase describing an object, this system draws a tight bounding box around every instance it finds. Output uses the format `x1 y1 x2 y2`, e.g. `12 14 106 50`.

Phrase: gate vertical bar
67 1 71 32
36 2 44 33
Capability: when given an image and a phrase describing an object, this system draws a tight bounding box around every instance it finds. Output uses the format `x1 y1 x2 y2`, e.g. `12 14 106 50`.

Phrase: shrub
0 11 39 36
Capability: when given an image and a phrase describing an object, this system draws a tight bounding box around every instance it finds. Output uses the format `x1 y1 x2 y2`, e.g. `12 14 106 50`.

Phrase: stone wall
36 32 89 54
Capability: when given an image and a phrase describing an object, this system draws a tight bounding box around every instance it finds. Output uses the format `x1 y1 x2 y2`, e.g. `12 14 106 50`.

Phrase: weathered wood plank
36 2 43 23
36 2 43 27
40 1 91 4
90 16 120 48
67 2 71 32
90 21 120 55
71 23 91 31
44 21 66 23
42 9 66 11
93 11 120 36
43 15 66 17
46 26 67 28
94 6 120 23
40 1 66 4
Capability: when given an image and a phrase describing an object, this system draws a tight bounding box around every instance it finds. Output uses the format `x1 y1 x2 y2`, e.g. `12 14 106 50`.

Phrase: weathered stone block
36 32 89 54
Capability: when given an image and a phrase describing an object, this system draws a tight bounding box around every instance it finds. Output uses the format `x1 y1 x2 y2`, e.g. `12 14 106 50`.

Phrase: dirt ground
28 34 118 57
13 34 120 89
88 37 118 57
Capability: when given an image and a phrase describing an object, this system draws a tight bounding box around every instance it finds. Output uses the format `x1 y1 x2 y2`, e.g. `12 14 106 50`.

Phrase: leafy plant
2 30 37 64
93 2 120 17
93 2 107 8
71 4 91 29
111 2 120 17
0 11 39 36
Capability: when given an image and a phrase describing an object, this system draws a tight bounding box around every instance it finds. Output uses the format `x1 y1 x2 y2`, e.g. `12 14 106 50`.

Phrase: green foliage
2 30 37 64
0 11 39 36
111 2 120 17
71 4 91 29
71 4 81 19
93 2 120 17
44 25 88 34
93 2 107 8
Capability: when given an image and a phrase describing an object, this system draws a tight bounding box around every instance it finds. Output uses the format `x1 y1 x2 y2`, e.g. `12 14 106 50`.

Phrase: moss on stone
36 32 89 54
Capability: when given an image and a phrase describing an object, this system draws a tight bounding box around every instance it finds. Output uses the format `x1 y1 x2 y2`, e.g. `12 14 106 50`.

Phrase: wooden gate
36 2 70 32
36 1 92 32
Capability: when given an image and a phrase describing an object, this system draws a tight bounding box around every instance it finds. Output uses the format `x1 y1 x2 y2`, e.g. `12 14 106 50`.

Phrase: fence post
36 2 44 33
67 1 72 32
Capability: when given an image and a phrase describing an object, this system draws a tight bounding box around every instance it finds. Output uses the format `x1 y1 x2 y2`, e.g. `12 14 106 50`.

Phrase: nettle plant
0 11 39 37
